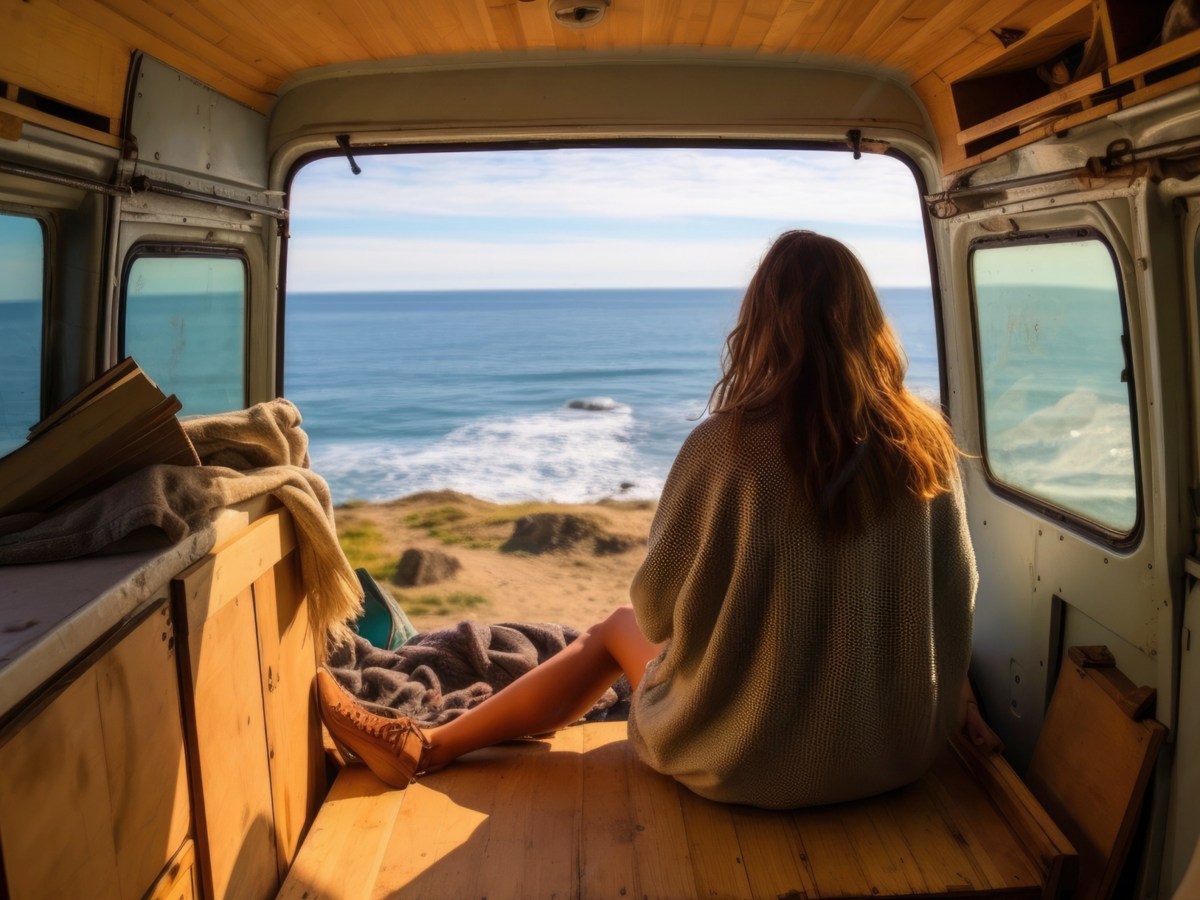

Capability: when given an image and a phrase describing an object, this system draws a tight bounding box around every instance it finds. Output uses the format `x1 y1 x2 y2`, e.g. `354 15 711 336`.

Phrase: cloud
287 231 931 291
291 148 924 228
285 147 933 291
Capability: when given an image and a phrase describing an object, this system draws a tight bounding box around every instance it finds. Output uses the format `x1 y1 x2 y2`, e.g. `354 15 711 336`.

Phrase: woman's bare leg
421 606 661 772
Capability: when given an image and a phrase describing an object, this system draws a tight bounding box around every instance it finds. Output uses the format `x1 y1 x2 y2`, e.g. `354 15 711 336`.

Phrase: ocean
0 286 1137 529
282 288 940 505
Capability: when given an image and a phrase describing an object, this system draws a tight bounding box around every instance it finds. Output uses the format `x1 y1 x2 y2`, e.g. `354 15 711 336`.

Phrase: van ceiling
0 1 1093 116
2 1 1196 175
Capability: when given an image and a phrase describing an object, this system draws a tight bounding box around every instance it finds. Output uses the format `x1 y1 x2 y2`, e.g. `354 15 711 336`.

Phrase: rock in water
566 397 620 411
503 513 597 553
395 547 462 586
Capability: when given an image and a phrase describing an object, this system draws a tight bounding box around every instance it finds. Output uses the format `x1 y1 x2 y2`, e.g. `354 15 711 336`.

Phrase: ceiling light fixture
547 0 611 30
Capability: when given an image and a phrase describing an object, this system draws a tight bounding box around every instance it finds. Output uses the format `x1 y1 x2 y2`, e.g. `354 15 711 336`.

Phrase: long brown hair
710 230 959 533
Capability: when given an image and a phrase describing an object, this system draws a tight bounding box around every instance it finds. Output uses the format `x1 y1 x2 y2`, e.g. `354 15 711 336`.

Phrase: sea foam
312 404 665 505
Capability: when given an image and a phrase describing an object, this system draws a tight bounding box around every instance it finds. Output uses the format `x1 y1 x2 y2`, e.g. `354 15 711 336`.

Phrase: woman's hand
963 699 1004 754
960 676 1004 754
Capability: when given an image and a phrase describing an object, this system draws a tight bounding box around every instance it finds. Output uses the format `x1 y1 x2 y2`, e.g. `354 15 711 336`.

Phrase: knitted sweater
626 410 977 809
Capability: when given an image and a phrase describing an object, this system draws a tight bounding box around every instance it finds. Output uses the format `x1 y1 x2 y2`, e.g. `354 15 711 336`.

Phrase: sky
0 215 43 302
974 239 1120 290
0 147 935 301
126 256 245 297
287 147 934 293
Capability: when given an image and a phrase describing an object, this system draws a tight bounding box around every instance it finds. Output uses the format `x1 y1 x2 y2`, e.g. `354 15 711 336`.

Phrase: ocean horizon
283 287 940 505
0 286 941 505
1 285 1134 528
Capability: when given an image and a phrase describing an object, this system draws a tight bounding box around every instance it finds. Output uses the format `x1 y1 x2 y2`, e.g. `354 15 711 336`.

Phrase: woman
317 230 995 807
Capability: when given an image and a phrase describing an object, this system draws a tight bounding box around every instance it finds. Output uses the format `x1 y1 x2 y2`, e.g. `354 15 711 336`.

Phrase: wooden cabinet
173 509 324 900
0 601 191 899
922 0 1200 174
0 507 325 900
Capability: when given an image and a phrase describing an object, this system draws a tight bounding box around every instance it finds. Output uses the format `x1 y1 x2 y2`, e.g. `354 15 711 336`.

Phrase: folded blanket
328 621 631 726
0 399 362 647
183 398 311 470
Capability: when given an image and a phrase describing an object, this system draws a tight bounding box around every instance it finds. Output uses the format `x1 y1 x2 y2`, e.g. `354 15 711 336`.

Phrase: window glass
123 254 246 415
972 237 1136 533
0 213 44 457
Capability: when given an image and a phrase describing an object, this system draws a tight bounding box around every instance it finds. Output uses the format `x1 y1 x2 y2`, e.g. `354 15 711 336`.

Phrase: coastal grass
336 520 394 581
403 503 506 549
401 591 489 616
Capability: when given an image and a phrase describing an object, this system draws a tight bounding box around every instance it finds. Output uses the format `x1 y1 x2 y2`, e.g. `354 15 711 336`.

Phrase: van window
284 147 940 506
971 234 1137 534
121 250 247 415
0 213 45 456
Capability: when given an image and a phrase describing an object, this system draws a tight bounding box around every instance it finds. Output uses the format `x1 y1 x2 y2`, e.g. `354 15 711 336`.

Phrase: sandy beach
335 490 658 634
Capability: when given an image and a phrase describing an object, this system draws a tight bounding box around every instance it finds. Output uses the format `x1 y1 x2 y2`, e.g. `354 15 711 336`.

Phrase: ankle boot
315 669 431 788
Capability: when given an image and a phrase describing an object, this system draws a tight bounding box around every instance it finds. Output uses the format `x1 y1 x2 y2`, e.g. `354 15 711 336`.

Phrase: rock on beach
395 547 462 586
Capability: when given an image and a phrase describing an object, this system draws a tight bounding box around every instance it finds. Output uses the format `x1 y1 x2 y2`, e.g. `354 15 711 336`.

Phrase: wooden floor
279 722 1070 899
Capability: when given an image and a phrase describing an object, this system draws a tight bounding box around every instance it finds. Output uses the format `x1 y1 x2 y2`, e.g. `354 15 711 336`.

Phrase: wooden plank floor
280 722 1061 899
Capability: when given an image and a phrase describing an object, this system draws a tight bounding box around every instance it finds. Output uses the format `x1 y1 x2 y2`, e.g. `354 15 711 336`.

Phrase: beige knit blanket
0 399 362 646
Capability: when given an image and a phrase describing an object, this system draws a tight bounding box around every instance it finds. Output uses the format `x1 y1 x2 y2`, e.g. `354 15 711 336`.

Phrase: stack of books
0 358 199 518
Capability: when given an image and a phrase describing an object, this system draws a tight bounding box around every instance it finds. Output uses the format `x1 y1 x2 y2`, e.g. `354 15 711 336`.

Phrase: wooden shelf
0 91 120 150
945 0 1200 174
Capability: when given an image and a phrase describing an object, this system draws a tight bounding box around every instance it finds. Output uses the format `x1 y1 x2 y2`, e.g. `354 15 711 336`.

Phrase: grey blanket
327 620 630 726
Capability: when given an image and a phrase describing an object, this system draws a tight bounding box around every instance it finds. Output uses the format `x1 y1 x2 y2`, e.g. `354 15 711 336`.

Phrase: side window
121 250 247 415
0 213 45 456
971 233 1138 536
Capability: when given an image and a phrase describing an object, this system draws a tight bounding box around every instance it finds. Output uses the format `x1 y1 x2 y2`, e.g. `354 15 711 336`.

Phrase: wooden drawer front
0 603 191 900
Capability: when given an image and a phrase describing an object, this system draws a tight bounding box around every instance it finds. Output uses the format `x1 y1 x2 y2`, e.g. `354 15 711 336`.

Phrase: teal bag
353 568 419 651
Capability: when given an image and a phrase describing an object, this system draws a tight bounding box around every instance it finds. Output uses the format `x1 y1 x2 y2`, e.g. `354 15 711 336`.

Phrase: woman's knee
589 606 637 640
589 606 661 688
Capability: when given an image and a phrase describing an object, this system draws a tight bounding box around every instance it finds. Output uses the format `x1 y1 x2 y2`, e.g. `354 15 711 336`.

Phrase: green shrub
337 522 393 580
403 506 468 529
402 592 489 616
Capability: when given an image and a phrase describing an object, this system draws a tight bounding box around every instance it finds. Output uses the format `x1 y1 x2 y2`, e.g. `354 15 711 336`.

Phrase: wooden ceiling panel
893 0 1027 80
514 0 560 48
24 0 1097 109
92 0 285 92
698 0 747 46
447 0 504 52
485 0 530 50
6 0 1157 178
867 0 975 64
839 0 934 59
933 0 1092 83
603 0 645 45
322 0 421 60
780 7 844 53
48 0 272 113
0 1 129 123
757 0 819 53
192 0 314 73
728 0 783 48
673 0 719 46
291 4 383 64
806 0 883 54
640 0 684 45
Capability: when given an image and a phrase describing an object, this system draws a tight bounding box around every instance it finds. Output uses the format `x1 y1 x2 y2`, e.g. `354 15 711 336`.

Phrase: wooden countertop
0 497 271 723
